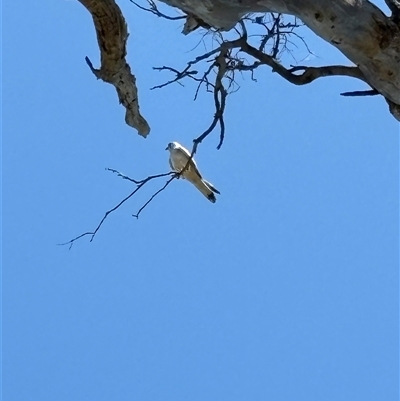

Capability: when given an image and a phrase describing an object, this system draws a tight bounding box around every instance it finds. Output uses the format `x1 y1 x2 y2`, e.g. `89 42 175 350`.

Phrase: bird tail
187 176 217 203
203 179 220 195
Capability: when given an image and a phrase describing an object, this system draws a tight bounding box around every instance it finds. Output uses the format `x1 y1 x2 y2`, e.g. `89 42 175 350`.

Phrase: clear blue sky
3 1 399 400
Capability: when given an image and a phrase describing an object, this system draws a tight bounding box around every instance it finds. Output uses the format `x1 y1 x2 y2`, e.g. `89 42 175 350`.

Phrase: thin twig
59 170 175 248
132 174 177 218
130 0 185 20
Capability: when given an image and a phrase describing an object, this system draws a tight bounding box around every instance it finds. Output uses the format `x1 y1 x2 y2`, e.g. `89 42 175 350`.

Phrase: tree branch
192 51 227 150
130 0 185 20
159 0 400 114
340 89 379 97
59 169 175 248
150 16 377 151
240 42 366 85
78 0 150 136
132 174 176 218
151 66 201 89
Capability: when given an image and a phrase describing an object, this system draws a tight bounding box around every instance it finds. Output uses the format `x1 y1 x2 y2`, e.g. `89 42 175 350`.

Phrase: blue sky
3 1 399 400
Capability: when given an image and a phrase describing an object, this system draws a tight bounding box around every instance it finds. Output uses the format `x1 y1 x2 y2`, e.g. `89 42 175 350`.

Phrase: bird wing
171 146 202 178
202 179 220 194
183 170 217 203
169 157 175 172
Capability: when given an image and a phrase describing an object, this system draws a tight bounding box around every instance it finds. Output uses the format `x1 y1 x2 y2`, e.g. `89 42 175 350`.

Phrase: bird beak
165 146 168 150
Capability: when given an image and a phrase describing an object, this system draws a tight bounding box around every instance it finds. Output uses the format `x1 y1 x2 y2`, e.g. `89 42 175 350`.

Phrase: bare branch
151 66 201 89
132 175 176 218
240 41 367 85
194 62 215 100
271 14 282 58
152 36 246 150
130 0 185 20
147 12 384 149
78 0 150 136
227 61 262 72
340 89 379 97
105 168 173 183
59 169 175 248
186 51 228 153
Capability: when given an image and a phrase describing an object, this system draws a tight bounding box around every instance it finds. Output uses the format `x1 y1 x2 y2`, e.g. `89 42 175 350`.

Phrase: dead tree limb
78 0 150 136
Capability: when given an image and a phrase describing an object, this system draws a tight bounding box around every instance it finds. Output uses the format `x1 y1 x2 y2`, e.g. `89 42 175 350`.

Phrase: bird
166 141 220 203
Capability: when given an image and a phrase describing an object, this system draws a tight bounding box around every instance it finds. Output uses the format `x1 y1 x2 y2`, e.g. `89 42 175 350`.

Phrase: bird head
165 142 179 151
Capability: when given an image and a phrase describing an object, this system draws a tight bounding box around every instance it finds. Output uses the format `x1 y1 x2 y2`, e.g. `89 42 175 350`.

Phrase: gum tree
62 0 399 246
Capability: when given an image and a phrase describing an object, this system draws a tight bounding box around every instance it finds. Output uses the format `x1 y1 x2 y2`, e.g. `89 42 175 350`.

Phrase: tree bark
161 0 400 114
79 0 150 136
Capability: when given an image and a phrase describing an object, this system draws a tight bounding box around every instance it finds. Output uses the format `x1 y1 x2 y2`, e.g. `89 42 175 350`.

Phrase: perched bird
166 141 220 203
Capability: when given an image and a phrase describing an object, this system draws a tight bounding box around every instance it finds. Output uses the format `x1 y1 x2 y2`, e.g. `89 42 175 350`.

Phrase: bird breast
170 149 190 172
